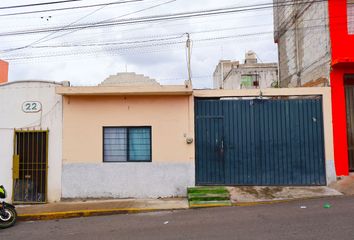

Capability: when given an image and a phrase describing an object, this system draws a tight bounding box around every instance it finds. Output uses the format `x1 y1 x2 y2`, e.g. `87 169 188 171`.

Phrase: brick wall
348 0 354 35
274 0 331 87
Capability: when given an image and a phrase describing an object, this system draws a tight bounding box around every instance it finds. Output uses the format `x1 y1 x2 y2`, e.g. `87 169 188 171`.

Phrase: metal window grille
103 127 152 162
348 0 354 34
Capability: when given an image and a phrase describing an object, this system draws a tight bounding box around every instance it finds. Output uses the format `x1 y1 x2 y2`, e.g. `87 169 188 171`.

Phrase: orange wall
62 95 195 164
0 60 8 83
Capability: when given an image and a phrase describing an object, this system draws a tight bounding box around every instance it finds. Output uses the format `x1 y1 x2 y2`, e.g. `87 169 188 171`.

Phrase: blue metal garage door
195 98 326 186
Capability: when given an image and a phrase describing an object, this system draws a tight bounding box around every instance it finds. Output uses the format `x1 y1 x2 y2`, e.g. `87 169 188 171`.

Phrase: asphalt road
1 196 354 240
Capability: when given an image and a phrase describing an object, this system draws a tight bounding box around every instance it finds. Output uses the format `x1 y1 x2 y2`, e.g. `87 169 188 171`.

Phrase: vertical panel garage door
195 98 326 186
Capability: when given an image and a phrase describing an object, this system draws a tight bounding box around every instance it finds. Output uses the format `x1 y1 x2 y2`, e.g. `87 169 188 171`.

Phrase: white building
0 81 64 203
213 51 278 90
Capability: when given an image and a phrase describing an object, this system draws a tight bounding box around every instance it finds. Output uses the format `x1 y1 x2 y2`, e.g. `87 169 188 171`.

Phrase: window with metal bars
103 127 152 162
348 0 354 34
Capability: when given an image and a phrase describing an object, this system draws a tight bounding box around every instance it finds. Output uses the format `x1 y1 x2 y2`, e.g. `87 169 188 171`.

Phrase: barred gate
195 97 326 186
13 130 48 204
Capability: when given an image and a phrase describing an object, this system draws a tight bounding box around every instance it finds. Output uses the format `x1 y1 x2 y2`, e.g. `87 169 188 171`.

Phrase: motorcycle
0 185 17 229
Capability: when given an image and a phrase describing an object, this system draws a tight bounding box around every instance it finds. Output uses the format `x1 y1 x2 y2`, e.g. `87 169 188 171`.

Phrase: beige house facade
57 75 195 199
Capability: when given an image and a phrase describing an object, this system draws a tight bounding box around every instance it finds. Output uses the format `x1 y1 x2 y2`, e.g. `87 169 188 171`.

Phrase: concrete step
188 193 230 202
187 187 231 208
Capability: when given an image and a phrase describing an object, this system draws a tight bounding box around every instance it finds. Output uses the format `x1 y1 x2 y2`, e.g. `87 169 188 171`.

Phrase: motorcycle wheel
0 206 17 229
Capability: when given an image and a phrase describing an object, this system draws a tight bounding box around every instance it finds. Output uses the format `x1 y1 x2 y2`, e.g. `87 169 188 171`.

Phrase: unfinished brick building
274 0 354 176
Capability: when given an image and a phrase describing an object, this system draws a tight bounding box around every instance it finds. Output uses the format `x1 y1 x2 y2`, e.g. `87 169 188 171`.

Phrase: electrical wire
1 0 177 54
0 0 346 64
11 20 340 50
0 0 85 10
1 15 346 59
0 0 145 17
3 0 130 53
0 0 330 38
1 20 343 61
36 0 177 45
0 32 280 61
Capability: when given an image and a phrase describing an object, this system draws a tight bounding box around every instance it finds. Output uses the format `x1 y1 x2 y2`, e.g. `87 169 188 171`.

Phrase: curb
233 199 296 207
18 207 188 221
232 195 343 207
189 203 232 208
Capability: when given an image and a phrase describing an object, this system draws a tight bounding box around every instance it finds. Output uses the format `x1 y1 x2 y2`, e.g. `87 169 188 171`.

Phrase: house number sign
22 101 42 113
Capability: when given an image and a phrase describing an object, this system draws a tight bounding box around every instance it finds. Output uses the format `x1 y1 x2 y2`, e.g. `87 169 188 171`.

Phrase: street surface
1 196 354 240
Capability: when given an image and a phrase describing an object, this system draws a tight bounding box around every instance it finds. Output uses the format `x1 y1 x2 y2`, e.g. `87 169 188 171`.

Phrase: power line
4 37 274 64
0 20 273 51
3 32 273 61
0 0 177 54
31 35 185 48
4 0 140 53
1 17 346 59
2 29 318 61
0 0 341 62
3 17 347 63
0 0 145 17
4 18 345 51
0 0 85 10
0 0 329 38
36 0 177 46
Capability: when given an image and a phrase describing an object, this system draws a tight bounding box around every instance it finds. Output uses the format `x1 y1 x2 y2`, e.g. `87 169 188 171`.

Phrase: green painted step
188 193 230 202
187 187 229 194
187 187 231 208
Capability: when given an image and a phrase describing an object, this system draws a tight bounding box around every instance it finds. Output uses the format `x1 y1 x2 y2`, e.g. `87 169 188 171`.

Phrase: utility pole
186 33 192 87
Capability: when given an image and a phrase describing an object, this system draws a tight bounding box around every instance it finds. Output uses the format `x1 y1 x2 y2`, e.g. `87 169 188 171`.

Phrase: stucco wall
62 95 195 198
0 81 62 203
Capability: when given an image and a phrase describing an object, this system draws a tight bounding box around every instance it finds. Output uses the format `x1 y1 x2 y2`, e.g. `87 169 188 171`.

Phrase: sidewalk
16 198 189 221
16 186 345 221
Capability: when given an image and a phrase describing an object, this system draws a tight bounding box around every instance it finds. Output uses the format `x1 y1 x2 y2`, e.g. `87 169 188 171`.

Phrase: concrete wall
213 61 278 90
62 163 194 198
62 95 195 199
0 81 62 203
274 0 331 87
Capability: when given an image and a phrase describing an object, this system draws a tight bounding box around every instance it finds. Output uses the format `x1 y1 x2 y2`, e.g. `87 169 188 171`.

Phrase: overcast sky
0 0 277 88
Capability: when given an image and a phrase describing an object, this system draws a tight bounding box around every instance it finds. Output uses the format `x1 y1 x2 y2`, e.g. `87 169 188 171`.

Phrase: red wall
329 0 354 175
329 0 354 64
331 68 354 175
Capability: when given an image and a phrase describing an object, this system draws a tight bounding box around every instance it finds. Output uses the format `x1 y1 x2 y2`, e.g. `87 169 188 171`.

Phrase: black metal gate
195 98 326 186
13 131 48 204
